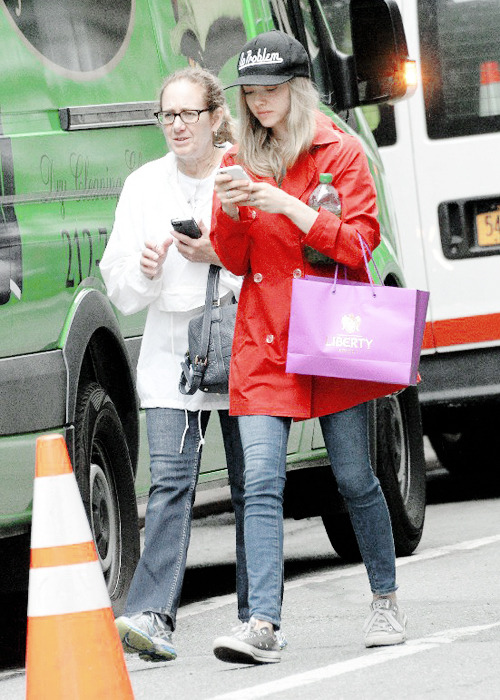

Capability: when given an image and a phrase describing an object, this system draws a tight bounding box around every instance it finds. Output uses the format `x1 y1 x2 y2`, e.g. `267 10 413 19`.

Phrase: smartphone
170 218 202 239
218 164 250 181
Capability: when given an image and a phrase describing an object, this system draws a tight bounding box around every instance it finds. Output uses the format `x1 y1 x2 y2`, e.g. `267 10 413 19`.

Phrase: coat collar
311 109 346 149
283 112 345 199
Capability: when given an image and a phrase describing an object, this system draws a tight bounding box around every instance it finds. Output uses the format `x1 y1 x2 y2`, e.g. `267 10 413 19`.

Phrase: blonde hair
160 67 235 146
236 78 319 180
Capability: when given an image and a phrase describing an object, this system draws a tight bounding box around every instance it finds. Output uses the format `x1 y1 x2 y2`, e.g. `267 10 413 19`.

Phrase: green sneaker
116 611 177 662
363 598 407 648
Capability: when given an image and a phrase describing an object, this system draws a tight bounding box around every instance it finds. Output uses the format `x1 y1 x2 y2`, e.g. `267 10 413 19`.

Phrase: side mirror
350 0 414 105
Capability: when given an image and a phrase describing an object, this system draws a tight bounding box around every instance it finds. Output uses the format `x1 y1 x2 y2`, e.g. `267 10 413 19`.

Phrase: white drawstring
179 409 206 453
197 410 205 452
179 409 189 454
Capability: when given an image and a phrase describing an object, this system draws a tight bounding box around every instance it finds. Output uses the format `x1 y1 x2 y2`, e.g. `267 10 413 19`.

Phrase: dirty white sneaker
213 617 281 664
363 598 407 647
116 611 176 661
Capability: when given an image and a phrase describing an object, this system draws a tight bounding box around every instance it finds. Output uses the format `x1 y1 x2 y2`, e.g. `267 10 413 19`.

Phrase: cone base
26 608 134 699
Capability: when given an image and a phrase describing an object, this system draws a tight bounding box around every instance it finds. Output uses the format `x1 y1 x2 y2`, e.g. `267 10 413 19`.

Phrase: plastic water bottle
305 173 341 264
309 173 341 216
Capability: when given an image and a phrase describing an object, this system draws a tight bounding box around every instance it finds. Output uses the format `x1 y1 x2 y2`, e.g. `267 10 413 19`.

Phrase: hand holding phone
217 165 250 181
170 218 202 239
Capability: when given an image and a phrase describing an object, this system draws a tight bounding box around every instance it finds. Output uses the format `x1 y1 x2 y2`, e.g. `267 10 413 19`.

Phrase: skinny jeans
125 408 248 630
238 402 396 629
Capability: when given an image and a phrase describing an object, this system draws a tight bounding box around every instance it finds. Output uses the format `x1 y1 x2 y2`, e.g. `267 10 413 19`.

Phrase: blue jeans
238 402 396 628
125 408 248 630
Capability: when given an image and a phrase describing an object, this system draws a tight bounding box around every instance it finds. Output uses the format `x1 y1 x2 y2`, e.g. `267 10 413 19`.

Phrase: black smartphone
170 218 202 239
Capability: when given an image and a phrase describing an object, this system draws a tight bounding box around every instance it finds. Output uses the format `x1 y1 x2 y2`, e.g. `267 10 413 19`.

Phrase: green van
0 0 425 612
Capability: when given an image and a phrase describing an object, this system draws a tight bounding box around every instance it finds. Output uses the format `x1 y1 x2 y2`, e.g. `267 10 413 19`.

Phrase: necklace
176 148 222 215
177 147 222 180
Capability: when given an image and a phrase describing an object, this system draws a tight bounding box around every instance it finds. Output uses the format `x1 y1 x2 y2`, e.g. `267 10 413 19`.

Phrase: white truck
372 0 500 477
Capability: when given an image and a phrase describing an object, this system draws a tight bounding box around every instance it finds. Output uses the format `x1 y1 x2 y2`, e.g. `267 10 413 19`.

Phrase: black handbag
179 265 237 395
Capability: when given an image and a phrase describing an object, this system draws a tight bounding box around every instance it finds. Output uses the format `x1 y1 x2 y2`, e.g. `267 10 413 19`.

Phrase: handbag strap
198 264 221 363
180 265 220 395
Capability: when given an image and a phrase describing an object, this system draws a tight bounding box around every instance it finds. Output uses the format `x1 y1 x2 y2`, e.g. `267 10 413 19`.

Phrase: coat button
266 334 274 343
293 268 302 278
251 210 257 219
254 273 263 283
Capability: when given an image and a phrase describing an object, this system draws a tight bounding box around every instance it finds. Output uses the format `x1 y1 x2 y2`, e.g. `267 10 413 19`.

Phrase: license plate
476 206 500 247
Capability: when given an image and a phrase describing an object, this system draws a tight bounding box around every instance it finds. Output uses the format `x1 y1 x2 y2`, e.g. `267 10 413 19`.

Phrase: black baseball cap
225 31 311 88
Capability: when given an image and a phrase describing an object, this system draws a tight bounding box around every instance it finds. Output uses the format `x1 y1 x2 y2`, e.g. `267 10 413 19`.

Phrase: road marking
179 533 500 620
208 621 500 700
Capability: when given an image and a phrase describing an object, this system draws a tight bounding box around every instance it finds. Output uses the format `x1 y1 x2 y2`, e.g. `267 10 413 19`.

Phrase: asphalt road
1 460 499 699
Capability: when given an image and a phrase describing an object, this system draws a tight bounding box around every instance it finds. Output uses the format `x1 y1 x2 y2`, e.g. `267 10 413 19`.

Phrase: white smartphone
218 164 250 181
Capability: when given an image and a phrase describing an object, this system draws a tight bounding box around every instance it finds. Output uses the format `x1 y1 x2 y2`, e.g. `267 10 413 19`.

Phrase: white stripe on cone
28 560 111 617
479 61 500 117
479 82 500 116
31 473 93 548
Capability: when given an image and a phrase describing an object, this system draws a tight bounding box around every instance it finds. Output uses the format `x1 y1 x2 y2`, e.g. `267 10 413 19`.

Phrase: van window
269 0 352 104
269 0 397 143
315 0 398 144
2 1 133 76
366 104 396 147
419 0 500 139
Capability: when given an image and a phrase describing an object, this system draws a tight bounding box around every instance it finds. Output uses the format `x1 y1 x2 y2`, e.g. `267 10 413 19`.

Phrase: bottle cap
319 173 333 183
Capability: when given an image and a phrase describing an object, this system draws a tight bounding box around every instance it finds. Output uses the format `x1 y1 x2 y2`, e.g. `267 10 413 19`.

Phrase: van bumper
418 346 500 407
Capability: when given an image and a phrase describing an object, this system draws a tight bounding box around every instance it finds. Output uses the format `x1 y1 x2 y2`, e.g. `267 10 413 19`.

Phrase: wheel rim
89 450 121 590
387 396 410 504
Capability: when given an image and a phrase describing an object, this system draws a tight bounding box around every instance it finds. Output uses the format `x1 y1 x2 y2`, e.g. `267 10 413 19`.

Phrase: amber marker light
404 60 418 96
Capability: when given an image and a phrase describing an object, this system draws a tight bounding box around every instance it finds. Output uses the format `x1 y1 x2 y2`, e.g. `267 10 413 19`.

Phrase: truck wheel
376 387 426 556
74 382 140 615
322 388 426 561
427 429 469 476
427 402 499 480
321 510 361 562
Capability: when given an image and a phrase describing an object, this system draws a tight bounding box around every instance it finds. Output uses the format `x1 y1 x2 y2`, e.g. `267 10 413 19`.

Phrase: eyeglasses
154 108 212 125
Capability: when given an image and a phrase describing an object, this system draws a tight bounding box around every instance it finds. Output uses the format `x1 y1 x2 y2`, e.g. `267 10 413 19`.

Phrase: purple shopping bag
286 267 429 386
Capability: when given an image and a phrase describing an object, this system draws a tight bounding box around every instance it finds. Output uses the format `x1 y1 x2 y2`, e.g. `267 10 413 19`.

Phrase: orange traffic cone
479 61 500 117
25 434 134 699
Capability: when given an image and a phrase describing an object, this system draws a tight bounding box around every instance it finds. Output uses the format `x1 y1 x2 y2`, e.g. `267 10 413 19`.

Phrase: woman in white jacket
100 67 246 662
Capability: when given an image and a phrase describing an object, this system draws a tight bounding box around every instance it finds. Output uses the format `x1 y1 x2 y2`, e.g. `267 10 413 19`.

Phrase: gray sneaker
116 611 177 662
232 622 288 651
213 617 281 664
363 598 408 648
275 628 288 651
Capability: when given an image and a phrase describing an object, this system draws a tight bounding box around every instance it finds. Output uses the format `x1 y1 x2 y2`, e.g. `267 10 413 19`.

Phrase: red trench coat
211 112 404 419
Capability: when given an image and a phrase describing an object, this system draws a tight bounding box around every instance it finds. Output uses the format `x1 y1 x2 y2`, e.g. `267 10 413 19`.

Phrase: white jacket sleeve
100 175 163 315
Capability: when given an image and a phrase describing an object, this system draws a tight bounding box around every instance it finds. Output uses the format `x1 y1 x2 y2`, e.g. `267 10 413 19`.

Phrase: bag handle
358 233 383 286
331 234 382 298
179 265 220 395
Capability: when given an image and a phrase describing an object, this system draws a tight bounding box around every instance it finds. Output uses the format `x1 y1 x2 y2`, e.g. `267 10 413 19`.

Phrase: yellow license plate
476 207 500 246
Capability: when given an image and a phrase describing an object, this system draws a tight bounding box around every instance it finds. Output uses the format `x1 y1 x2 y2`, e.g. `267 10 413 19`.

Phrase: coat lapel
281 152 317 200
280 112 344 201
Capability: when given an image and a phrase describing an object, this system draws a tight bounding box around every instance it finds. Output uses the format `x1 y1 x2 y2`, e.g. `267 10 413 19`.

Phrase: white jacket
100 151 241 411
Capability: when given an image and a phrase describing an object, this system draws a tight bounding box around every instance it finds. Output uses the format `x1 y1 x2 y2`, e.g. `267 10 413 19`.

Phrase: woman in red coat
211 31 407 664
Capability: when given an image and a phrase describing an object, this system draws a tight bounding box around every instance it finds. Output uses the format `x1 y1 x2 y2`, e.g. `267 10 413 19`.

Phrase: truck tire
74 382 140 615
321 510 361 562
376 387 426 556
322 388 426 561
427 401 499 481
